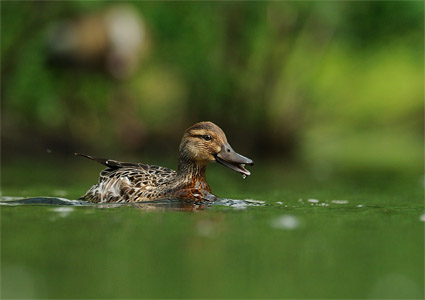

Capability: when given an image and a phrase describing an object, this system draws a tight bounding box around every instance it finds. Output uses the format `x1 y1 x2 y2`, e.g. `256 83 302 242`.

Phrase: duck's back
81 164 177 203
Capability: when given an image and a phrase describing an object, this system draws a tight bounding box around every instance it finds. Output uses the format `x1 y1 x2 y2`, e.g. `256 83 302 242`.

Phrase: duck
76 121 253 203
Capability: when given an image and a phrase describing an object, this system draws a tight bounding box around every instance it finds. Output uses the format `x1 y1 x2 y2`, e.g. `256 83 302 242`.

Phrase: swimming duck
76 121 253 203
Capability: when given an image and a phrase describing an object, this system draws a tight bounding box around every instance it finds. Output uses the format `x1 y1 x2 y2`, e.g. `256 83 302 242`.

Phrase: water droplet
331 200 349 204
242 174 247 179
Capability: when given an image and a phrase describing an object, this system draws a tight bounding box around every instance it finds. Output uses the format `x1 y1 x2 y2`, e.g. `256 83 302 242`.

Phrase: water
0 197 266 211
1 160 424 299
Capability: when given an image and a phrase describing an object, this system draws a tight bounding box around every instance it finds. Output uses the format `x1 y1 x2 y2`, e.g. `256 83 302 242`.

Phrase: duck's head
179 121 253 176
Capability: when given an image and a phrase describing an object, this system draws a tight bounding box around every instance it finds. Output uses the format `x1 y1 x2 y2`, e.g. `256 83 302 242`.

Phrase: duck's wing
76 153 177 203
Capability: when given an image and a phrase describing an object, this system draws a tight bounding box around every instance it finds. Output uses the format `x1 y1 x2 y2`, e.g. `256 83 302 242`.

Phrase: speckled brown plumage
77 121 253 203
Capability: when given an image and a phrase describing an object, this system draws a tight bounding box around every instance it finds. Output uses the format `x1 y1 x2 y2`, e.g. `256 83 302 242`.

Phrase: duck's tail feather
74 153 140 168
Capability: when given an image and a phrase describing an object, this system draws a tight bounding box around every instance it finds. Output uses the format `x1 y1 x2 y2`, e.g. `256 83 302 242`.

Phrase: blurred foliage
1 1 423 173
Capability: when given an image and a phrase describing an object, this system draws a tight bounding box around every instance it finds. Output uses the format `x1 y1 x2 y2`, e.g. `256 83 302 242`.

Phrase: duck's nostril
227 149 230 153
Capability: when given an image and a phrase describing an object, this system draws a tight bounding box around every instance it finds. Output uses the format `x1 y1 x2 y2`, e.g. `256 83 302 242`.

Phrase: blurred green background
2 1 423 175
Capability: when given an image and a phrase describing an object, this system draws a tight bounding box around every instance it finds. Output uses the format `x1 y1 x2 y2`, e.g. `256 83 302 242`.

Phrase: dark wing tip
75 152 143 169
75 152 111 167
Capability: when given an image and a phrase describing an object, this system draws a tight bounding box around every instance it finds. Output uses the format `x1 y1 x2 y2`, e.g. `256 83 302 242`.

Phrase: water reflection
0 196 266 212
97 200 207 211
0 197 87 206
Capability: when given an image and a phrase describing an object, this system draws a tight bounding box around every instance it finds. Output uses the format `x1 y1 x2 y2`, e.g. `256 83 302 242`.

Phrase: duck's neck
177 156 207 181
175 155 213 199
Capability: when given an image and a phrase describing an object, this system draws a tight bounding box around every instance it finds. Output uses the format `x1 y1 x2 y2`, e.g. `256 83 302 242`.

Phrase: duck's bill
216 144 254 176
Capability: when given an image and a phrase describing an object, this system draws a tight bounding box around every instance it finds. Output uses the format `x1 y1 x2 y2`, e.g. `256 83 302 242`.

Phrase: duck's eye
202 134 212 141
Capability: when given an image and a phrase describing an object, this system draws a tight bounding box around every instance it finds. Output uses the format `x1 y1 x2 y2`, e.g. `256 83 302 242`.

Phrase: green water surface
1 159 424 299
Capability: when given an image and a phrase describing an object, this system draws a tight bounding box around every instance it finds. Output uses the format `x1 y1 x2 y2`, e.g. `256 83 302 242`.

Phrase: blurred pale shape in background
46 5 147 79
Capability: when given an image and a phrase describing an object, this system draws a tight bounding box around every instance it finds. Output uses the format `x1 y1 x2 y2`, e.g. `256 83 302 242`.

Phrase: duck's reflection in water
97 198 265 211
96 199 209 211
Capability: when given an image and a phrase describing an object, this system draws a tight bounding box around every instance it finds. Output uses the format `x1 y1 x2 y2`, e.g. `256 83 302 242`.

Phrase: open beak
215 143 254 176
